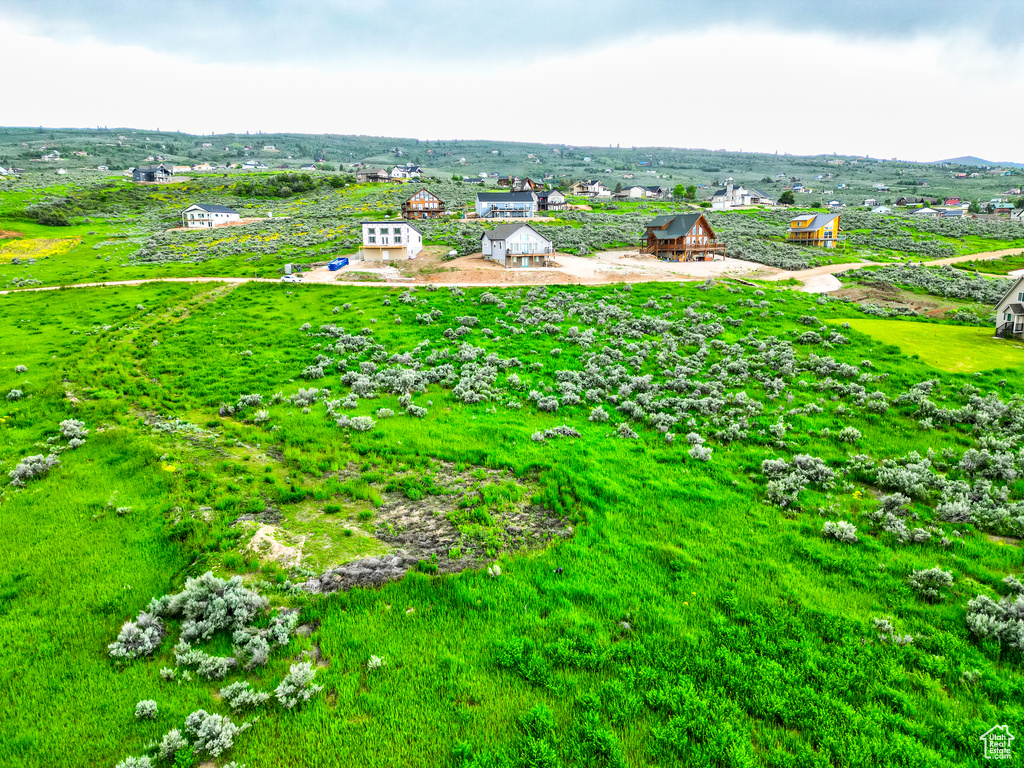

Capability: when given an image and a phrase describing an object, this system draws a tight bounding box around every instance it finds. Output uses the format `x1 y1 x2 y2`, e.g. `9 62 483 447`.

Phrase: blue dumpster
328 257 350 271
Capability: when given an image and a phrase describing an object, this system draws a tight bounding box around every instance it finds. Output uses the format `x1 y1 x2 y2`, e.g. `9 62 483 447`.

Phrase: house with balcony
787 213 842 247
180 203 241 229
536 190 567 211
481 223 553 268
357 167 391 183
390 163 422 179
401 188 446 220
996 276 1024 338
360 220 423 261
132 164 174 183
475 191 537 218
640 213 725 262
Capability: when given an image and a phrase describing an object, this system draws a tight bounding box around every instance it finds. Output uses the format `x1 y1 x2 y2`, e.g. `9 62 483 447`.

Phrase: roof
362 220 423 235
644 213 706 239
790 213 840 230
995 274 1024 307
1007 303 1024 314
536 190 564 199
404 187 441 201
476 191 536 203
481 223 549 242
184 203 238 214
135 164 173 172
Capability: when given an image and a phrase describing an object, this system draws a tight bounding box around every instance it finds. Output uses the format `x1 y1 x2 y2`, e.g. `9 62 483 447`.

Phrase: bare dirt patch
303 460 572 594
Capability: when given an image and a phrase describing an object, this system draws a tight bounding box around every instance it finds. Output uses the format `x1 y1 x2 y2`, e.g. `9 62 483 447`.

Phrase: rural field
2 131 1024 768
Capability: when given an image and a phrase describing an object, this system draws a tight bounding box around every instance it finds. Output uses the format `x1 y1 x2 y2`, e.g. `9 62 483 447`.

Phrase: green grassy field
845 318 1024 373
3 275 1024 767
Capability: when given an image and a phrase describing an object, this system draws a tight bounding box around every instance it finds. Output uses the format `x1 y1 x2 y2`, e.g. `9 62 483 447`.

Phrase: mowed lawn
847 318 1024 372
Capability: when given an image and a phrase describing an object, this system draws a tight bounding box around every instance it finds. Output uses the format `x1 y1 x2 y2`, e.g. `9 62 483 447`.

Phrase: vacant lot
846 317 1024 372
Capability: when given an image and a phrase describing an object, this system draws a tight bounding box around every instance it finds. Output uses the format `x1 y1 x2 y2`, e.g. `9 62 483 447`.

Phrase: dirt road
3 246 1020 297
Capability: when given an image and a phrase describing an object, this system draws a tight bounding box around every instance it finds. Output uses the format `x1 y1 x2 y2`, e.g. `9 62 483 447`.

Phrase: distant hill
938 155 1024 168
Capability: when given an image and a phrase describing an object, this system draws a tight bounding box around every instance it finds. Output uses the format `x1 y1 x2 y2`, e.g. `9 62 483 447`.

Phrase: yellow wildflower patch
0 236 82 262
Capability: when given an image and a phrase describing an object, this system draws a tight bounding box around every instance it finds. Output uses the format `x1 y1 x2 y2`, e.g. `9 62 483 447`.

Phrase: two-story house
180 203 241 229
536 190 567 211
640 214 725 262
401 188 446 220
360 220 423 261
481 223 553 268
995 275 1024 338
475 191 538 218
390 163 422 179
132 164 174 183
786 213 842 247
357 167 392 183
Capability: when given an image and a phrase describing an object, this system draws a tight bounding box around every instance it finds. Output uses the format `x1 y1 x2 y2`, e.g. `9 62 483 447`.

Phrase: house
945 197 961 205
96 166 109 172
895 197 927 207
56 168 67 175
993 201 1015 214
201 142 212 148
710 184 773 209
360 220 423 261
497 175 517 187
132 164 174 183
241 161 257 171
871 206 892 214
390 163 422 179
828 200 846 211
618 185 649 199
912 207 940 216
570 180 607 196
481 223 553 268
536 190 567 211
1012 208 1024 222
995 275 1024 338
357 167 391 183
863 198 878 207
475 191 538 218
73 151 88 157
263 145 278 151
300 164 317 171
644 186 667 199
511 177 541 192
41 151 60 161
401 188 446 220
640 213 725 262
192 163 213 172
940 208 965 219
787 213 842 248
172 165 191 174
180 203 241 229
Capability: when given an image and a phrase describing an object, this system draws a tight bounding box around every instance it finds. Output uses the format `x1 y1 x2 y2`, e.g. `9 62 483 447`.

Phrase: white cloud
2 18 1020 162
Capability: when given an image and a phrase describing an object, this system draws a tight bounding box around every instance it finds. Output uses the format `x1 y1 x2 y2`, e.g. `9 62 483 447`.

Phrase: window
368 236 376 244
1018 292 1023 301
367 227 376 235
393 227 401 235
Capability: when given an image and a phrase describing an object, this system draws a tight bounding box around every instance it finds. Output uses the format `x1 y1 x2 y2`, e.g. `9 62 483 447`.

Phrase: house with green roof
640 213 725 261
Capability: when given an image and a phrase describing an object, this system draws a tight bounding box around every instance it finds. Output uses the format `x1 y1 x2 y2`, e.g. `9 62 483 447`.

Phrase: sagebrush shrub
157 729 187 761
135 700 157 719
275 662 323 709
9 453 60 487
823 520 858 543
908 567 954 602
109 612 165 659
184 709 250 757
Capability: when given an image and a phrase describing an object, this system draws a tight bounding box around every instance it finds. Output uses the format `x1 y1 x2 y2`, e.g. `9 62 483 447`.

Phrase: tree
685 185 696 200
779 190 795 205
968 200 981 214
614 182 622 194
673 184 686 198
1014 196 1024 210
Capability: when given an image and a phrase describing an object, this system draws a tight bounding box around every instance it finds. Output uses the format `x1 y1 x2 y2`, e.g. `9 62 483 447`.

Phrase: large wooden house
640 214 724 261
786 213 842 247
401 188 446 220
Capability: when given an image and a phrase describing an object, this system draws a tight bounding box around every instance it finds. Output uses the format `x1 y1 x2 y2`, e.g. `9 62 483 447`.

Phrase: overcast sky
2 1 1022 163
